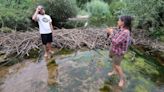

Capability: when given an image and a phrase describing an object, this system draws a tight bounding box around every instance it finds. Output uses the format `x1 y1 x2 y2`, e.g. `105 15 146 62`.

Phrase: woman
107 16 133 87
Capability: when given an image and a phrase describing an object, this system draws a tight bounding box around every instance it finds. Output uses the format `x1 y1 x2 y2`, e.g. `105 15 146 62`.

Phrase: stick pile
53 28 109 49
0 31 41 57
131 29 164 52
0 28 110 58
0 28 163 58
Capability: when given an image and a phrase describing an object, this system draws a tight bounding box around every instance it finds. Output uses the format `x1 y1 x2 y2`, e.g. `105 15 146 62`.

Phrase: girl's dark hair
120 16 133 31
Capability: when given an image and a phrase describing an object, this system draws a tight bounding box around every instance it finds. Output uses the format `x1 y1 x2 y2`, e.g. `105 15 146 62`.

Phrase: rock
0 55 6 63
1 60 48 92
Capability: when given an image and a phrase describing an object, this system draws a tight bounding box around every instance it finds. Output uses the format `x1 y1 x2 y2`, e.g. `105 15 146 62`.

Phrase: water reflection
45 57 59 86
0 58 59 92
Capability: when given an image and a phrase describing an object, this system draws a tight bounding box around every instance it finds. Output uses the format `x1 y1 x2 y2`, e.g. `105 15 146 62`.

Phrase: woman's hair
120 16 133 31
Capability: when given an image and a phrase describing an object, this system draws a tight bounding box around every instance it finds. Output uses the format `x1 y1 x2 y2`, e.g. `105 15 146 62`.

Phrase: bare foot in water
50 50 55 55
44 53 51 59
118 79 126 87
44 53 48 57
108 71 116 76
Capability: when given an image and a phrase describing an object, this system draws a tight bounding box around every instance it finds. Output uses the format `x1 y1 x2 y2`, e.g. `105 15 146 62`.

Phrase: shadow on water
0 48 163 92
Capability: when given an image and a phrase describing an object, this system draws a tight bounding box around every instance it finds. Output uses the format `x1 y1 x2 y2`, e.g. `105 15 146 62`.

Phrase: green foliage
134 57 159 75
109 1 125 16
135 84 149 92
0 0 35 31
149 27 164 40
24 48 40 59
0 7 32 31
103 0 113 3
63 20 87 29
78 9 89 16
0 0 163 34
0 27 14 33
76 0 91 8
0 0 33 9
122 50 162 85
86 0 109 17
0 0 78 30
85 0 112 27
122 0 164 30
38 0 78 22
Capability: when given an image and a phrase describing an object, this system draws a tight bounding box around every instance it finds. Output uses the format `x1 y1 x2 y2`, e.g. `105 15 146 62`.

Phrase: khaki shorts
109 51 123 65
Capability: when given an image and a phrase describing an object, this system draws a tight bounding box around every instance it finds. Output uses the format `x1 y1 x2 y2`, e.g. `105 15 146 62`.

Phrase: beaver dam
0 28 163 92
0 28 163 58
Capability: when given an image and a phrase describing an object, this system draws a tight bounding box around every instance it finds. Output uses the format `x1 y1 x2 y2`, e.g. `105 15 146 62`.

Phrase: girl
107 16 133 87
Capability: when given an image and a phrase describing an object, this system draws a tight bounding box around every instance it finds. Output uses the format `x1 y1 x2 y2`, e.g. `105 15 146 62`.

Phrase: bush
38 0 78 24
78 9 89 16
0 0 35 31
0 0 78 30
85 0 112 26
0 27 14 33
63 19 87 29
0 7 32 31
109 1 125 16
149 27 164 41
86 0 109 17
122 0 164 30
76 0 91 8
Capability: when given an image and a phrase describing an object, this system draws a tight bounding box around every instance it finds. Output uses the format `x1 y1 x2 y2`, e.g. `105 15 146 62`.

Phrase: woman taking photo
107 16 133 87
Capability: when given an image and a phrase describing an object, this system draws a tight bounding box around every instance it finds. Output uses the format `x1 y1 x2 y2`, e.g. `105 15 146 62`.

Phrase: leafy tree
86 0 112 26
34 0 78 28
0 0 78 30
76 0 91 8
122 0 164 29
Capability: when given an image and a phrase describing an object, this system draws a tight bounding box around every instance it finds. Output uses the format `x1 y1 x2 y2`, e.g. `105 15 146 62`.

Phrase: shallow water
49 50 164 92
0 60 48 92
0 49 163 92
